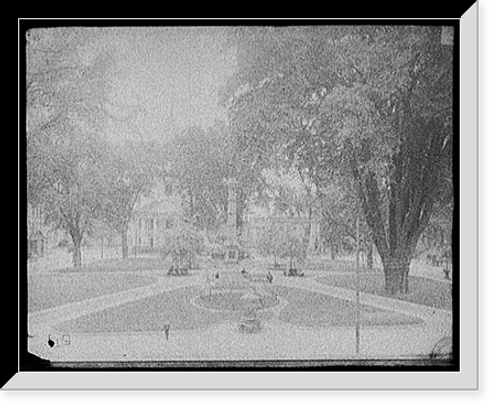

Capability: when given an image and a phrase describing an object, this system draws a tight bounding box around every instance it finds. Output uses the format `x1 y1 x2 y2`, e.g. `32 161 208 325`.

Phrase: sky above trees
102 27 237 142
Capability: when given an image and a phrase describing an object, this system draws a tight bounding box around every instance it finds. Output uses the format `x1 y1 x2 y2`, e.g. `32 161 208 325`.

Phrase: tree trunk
71 235 82 267
303 208 313 259
121 229 129 259
366 241 374 269
347 112 446 296
381 255 411 295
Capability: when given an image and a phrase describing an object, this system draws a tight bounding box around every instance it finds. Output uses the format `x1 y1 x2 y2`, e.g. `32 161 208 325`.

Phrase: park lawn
28 272 158 313
272 285 423 328
56 256 216 274
55 286 274 334
266 258 360 277
54 285 422 335
57 257 172 273
314 273 453 310
302 259 360 273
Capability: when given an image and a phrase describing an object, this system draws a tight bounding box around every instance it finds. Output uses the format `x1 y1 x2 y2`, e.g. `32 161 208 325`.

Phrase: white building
127 191 185 253
27 203 47 258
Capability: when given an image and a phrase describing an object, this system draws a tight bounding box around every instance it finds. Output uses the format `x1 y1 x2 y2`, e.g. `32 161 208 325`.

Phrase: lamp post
223 178 239 264
355 213 361 355
134 222 138 258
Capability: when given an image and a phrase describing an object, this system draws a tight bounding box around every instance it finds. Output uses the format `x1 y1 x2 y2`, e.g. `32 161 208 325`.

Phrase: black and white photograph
12 11 480 392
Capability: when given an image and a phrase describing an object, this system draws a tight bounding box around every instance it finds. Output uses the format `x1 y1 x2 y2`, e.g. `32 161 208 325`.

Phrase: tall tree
26 27 113 266
162 219 204 269
262 167 320 258
223 25 453 294
318 177 374 265
164 123 266 234
164 126 227 229
99 139 157 259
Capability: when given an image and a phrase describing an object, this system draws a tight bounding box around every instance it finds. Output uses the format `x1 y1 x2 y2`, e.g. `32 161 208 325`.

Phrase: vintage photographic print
12 12 478 390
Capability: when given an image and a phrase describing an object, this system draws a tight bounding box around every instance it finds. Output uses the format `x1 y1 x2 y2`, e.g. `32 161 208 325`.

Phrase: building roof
134 195 184 219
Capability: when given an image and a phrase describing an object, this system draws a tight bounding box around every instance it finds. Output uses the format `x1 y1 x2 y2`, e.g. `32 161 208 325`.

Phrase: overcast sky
103 27 237 142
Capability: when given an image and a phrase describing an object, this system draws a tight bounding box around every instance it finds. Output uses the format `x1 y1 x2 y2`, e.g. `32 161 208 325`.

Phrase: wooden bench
243 273 271 283
167 267 189 276
284 268 304 277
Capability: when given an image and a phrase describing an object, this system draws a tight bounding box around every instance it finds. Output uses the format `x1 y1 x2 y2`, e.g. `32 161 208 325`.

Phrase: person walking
267 271 273 283
163 322 171 341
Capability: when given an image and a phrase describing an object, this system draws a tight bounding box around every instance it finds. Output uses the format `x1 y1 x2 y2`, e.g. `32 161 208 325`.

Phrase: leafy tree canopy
223 25 454 293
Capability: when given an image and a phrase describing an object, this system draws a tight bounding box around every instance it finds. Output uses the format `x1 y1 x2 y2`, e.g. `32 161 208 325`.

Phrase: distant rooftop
134 187 185 218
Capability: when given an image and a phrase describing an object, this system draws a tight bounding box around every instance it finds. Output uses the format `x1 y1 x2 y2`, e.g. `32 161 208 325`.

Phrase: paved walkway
27 265 453 362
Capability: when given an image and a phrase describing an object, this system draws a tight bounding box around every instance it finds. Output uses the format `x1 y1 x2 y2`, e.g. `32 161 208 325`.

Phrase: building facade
127 193 185 253
27 203 47 258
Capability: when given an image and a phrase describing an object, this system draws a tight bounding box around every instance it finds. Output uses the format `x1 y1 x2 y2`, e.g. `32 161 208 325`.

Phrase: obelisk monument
224 178 239 263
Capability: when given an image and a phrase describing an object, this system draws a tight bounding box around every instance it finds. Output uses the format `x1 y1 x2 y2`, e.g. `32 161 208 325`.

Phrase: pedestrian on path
164 322 170 340
267 271 273 283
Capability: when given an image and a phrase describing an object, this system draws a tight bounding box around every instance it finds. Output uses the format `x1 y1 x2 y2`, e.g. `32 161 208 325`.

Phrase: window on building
147 219 154 231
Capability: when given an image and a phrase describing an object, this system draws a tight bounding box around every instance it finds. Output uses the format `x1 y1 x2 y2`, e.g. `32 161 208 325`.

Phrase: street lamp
355 213 361 355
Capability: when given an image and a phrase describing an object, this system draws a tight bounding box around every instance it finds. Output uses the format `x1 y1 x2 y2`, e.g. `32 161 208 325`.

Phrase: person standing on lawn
163 322 170 341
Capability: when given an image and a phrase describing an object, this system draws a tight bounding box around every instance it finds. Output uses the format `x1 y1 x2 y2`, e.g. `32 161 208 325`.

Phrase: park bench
427 253 442 267
283 268 304 277
243 273 270 283
167 266 189 276
238 310 262 333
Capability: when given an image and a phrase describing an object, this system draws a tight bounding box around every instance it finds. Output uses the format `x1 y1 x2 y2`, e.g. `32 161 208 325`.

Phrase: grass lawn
265 258 360 277
57 257 174 273
56 256 220 275
302 259 360 273
28 272 158 313
54 285 422 334
55 286 274 333
314 273 453 310
272 285 423 328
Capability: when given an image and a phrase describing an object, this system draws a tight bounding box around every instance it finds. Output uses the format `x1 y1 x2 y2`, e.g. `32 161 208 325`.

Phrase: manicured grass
272 285 423 328
302 259 360 273
314 273 453 310
28 272 158 313
55 286 275 333
54 285 422 334
56 256 218 275
57 257 174 273
265 258 359 277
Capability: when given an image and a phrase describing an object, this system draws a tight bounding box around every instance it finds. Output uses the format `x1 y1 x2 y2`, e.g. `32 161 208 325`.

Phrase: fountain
238 288 263 333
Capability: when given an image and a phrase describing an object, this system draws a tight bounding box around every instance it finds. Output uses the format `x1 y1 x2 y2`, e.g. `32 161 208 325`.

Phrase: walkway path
27 265 453 363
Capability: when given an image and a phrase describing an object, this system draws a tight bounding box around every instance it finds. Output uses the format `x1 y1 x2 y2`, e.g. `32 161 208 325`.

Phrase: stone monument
223 178 240 264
